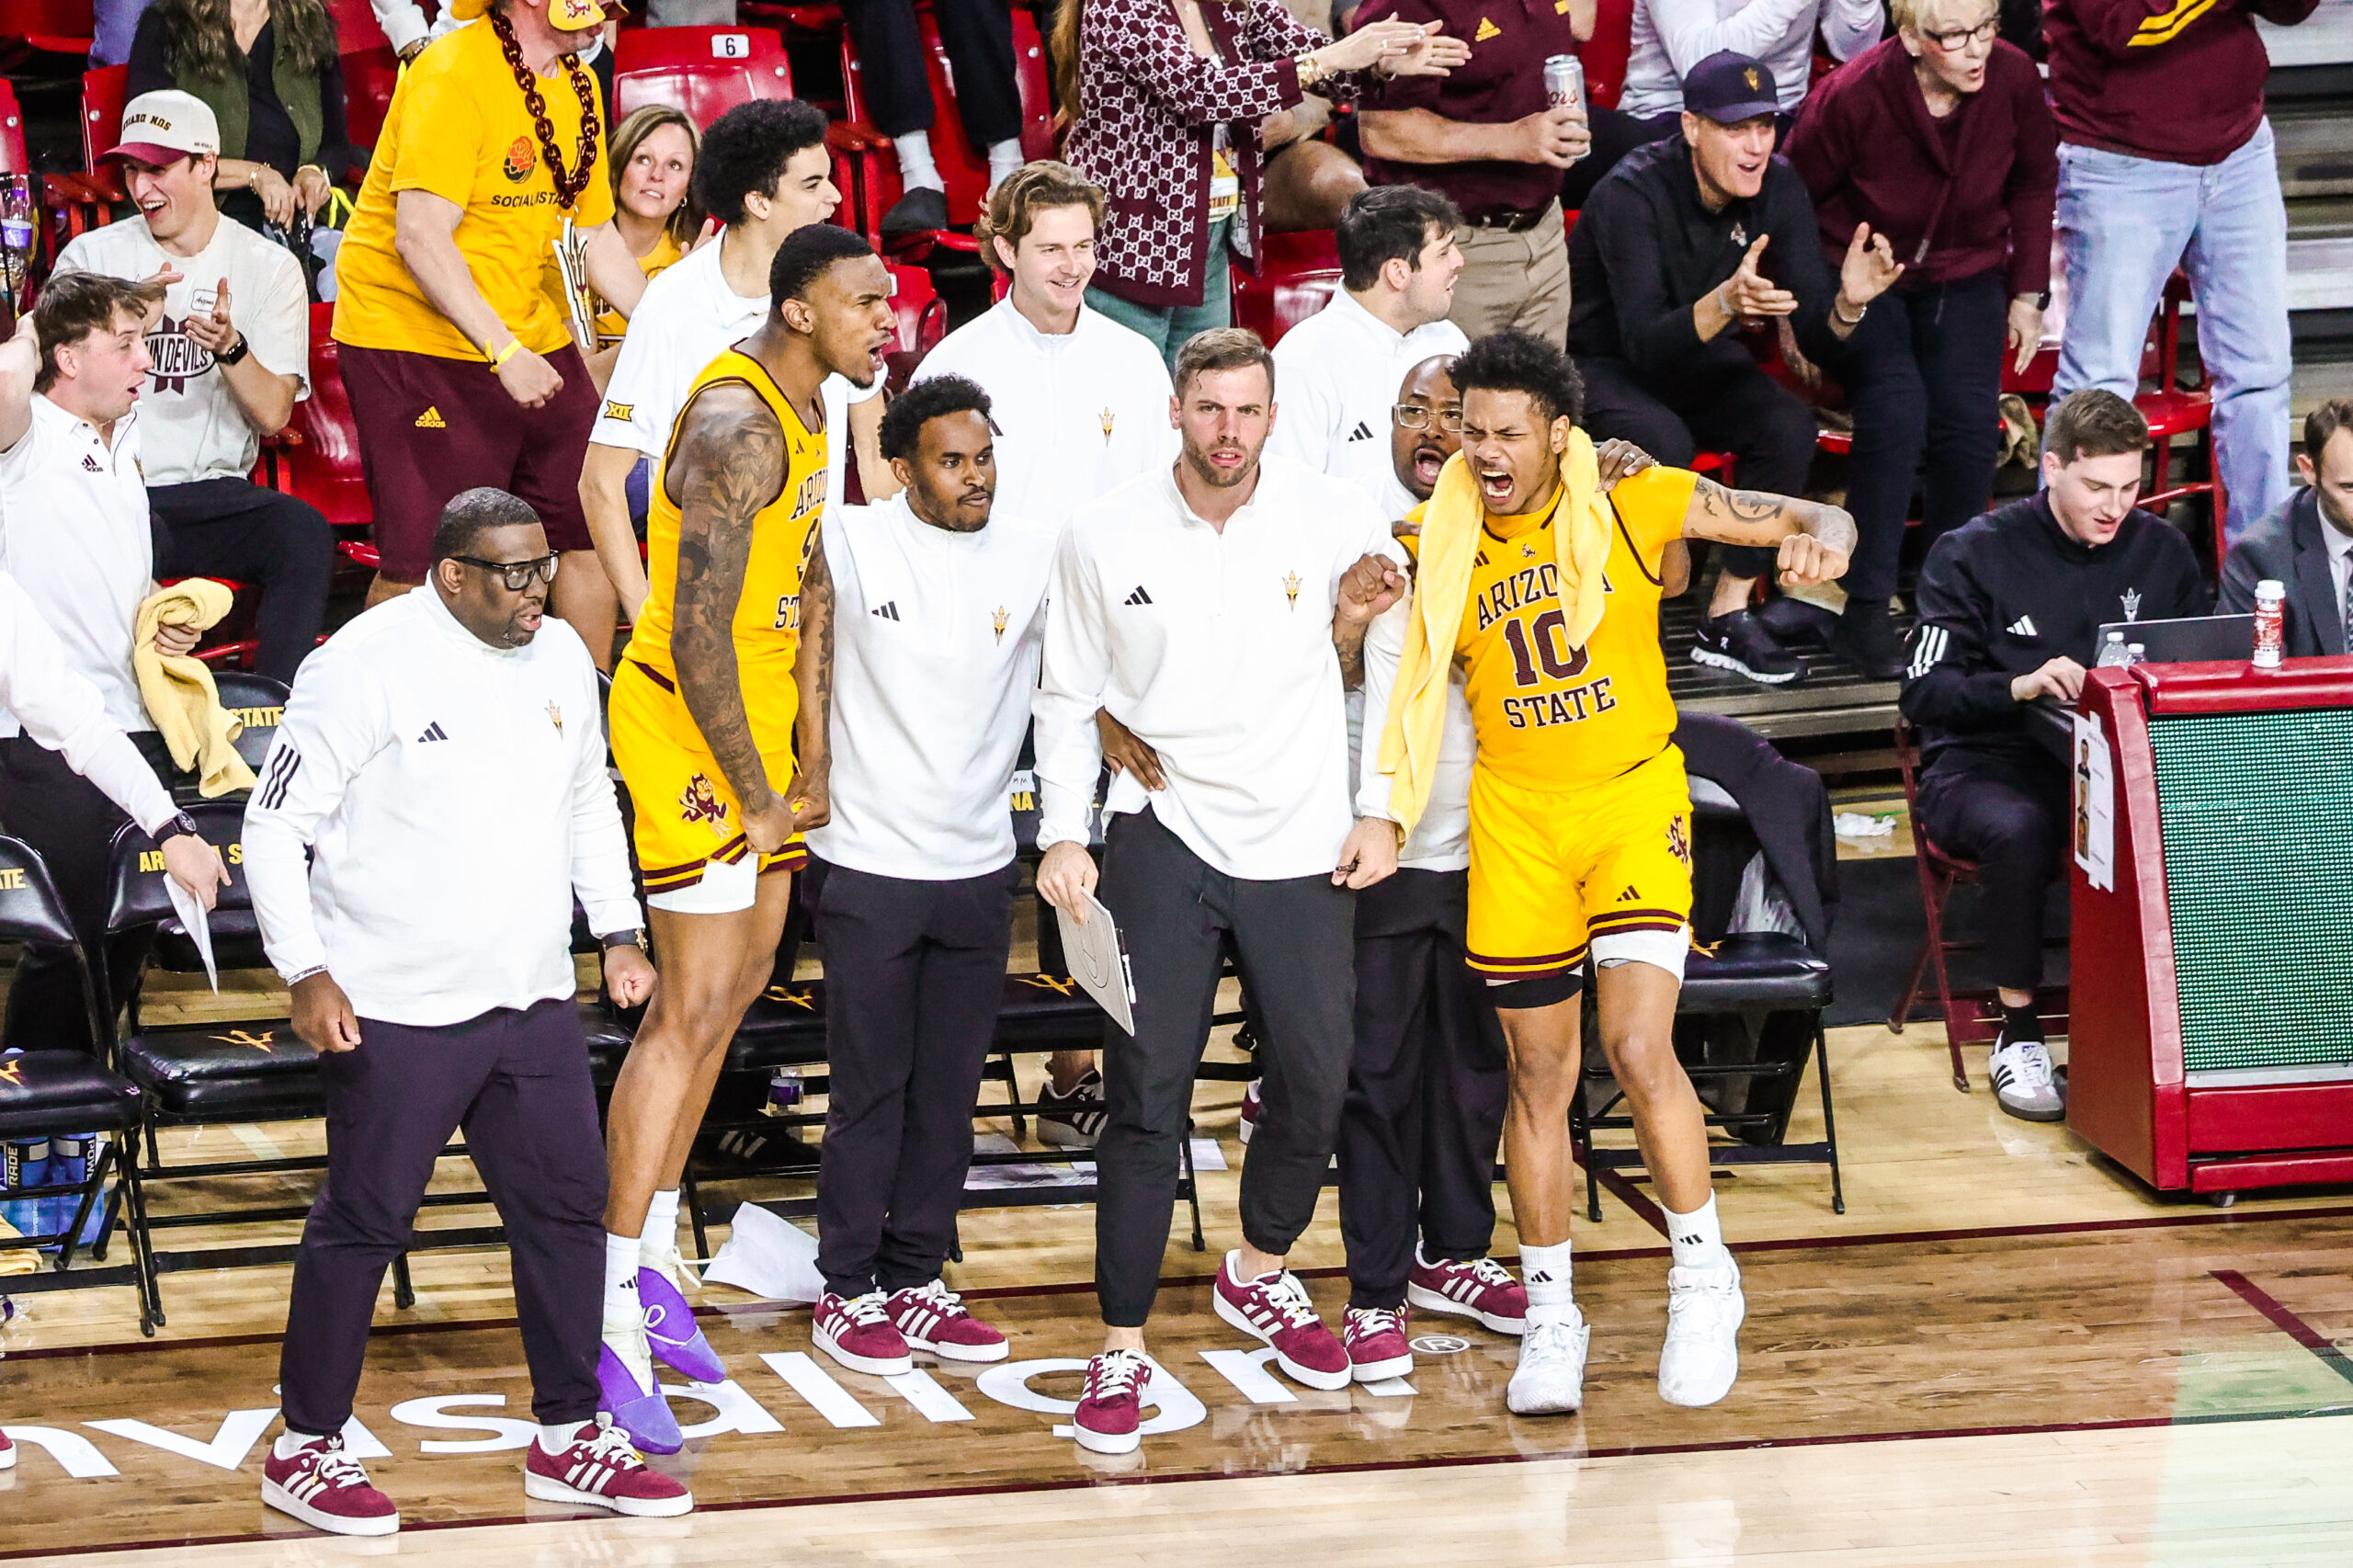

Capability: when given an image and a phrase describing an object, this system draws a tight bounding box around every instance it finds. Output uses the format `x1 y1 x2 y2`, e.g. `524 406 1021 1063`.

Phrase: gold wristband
487 338 522 368
1296 53 1324 90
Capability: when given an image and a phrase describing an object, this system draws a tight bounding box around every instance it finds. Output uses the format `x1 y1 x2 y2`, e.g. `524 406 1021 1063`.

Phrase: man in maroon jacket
2044 0 2317 546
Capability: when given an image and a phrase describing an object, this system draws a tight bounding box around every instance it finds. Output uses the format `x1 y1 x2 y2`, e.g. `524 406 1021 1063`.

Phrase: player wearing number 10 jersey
1361 332 1856 1425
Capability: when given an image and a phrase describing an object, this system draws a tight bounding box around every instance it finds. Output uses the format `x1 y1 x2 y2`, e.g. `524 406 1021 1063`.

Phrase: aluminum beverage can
2252 579 2285 670
1543 54 1584 112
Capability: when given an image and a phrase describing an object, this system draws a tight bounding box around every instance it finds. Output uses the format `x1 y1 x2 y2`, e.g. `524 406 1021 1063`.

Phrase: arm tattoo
794 531 835 778
671 386 787 812
1334 617 1370 689
1683 476 1804 545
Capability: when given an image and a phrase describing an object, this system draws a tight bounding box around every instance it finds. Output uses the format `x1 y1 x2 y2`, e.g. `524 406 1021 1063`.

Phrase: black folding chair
0 832 160 1330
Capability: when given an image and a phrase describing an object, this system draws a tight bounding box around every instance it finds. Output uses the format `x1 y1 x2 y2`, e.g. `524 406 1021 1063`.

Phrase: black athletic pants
1337 869 1509 1312
150 478 335 686
279 998 607 1436
1094 808 1356 1327
0 738 151 1053
843 0 1021 147
1916 747 2069 993
1577 352 1818 580
1838 269 2009 602
807 857 1015 1298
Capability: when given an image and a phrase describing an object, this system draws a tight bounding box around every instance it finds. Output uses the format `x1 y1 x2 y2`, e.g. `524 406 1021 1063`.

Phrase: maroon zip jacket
2044 0 2319 166
1785 39 2057 297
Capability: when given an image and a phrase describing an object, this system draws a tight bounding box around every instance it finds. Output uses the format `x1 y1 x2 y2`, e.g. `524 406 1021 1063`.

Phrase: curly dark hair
881 374 994 462
153 0 338 82
1450 330 1585 427
693 98 831 227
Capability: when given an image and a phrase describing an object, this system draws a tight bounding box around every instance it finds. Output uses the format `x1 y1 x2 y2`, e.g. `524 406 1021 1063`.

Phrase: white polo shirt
911 297 1176 528
1266 290 1467 508
243 588 642 1026
805 494 1058 881
590 233 881 522
53 213 311 486
0 395 153 738
1034 455 1402 881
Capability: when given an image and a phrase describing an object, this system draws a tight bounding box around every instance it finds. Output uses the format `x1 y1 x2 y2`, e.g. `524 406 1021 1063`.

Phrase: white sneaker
1988 1037 2065 1122
1505 1310 1590 1415
1658 1263 1744 1407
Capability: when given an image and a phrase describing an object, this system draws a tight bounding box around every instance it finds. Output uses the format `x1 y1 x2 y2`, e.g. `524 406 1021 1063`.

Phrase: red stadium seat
0 0 96 54
81 63 128 193
325 0 392 52
615 25 795 121
265 303 378 573
884 260 946 392
836 3 1054 254
0 81 27 176
1229 229 1340 349
1579 0 1635 110
340 43 401 154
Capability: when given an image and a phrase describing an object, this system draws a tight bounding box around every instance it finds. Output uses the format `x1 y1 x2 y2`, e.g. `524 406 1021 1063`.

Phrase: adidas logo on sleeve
871 601 901 621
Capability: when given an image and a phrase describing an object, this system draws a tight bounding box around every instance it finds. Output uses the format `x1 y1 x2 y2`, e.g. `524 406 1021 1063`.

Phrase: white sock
274 1430 329 1460
537 1420 593 1454
1664 1195 1733 1273
1520 1240 1574 1324
985 137 1024 189
893 131 943 192
603 1231 642 1327
638 1188 679 1264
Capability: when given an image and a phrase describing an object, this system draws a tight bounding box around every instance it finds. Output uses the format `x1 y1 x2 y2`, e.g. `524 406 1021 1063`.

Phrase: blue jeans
1086 218 1234 374
2052 122 2291 542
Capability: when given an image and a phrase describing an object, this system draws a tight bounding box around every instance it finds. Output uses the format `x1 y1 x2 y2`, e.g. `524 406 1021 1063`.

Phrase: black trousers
1337 869 1509 1312
0 737 152 1053
1094 807 1356 1326
279 998 607 1435
150 478 335 686
1839 269 2009 602
843 0 1021 147
807 857 1015 1297
1577 352 1817 580
1917 747 2069 993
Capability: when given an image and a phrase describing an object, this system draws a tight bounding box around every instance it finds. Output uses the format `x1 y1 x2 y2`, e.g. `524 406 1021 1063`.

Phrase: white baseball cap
105 90 222 166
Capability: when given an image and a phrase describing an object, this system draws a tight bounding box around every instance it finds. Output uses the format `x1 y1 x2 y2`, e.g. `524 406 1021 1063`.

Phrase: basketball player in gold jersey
598 224 898 1449
1361 332 1854 1419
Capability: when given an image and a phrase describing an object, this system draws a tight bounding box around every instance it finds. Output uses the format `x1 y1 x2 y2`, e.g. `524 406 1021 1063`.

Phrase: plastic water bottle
2095 631 2132 667
46 1134 104 1246
2126 642 2147 666
4 1139 48 1241
766 1065 804 1114
0 176 32 304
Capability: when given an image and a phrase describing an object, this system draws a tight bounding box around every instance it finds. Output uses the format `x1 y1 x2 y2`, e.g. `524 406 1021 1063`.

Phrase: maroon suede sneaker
1343 1306 1415 1381
886 1279 1009 1362
1407 1253 1529 1335
813 1290 915 1376
1211 1250 1349 1390
523 1417 694 1517
1073 1347 1149 1454
262 1435 400 1537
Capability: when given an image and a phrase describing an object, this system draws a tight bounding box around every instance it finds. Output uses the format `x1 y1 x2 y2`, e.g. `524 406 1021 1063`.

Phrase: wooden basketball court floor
2 928 2351 1563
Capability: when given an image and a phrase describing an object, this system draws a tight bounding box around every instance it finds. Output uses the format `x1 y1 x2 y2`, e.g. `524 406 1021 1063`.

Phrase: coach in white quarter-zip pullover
1030 330 1409 1449
801 378 1054 1371
910 162 1175 530
249 489 687 1534
1267 186 1468 507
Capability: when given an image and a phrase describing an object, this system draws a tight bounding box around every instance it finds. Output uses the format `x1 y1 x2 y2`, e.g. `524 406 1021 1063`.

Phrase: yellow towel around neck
1375 428 1607 836
133 580 257 798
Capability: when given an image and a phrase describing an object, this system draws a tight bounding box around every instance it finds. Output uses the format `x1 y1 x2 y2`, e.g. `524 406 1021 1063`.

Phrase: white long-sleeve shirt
1356 589 1475 873
0 573 175 834
910 298 1177 529
1266 290 1467 508
1034 456 1401 881
805 494 1058 881
244 588 641 1027
1619 0 1884 119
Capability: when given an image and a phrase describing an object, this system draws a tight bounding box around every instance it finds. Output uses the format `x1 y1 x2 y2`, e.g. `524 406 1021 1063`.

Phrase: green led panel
2150 707 2353 1074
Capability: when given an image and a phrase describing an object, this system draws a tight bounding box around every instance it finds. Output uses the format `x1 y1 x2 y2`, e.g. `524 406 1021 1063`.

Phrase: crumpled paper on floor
700 1201 824 1303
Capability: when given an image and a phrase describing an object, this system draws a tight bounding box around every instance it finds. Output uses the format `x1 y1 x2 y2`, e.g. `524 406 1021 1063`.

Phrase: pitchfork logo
145 315 214 396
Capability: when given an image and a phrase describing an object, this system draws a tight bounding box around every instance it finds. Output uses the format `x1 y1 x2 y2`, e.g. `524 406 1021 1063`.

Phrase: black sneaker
1036 1068 1106 1150
1756 594 1838 650
881 186 949 238
1830 597 1908 680
1692 609 1807 686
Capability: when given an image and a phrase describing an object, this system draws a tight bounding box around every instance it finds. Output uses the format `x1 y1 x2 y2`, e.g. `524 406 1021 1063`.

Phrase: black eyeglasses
1922 17 1998 48
1393 404 1464 433
451 552 561 591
